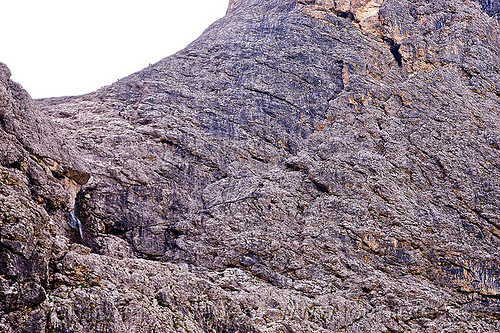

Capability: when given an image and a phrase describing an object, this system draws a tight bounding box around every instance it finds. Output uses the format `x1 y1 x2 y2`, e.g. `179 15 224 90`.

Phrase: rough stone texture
1 0 500 332
476 0 500 18
0 62 87 332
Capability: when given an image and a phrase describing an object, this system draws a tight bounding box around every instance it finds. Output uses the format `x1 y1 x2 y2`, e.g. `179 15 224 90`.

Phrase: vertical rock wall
1 0 500 331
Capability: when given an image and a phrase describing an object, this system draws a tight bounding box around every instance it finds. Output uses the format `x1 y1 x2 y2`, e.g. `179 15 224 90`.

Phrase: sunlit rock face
227 0 239 13
299 0 384 35
1 0 500 331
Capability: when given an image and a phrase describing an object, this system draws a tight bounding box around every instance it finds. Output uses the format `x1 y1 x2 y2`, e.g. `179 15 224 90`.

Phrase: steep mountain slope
1 0 500 332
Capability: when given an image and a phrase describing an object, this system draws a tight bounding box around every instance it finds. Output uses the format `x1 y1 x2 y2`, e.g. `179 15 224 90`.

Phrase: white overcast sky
1 0 228 98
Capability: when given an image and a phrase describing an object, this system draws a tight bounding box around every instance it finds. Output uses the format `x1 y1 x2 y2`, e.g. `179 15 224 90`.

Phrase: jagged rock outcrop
1 0 500 332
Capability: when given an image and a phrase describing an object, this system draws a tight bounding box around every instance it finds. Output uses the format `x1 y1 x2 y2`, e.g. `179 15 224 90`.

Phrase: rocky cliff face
1 0 500 332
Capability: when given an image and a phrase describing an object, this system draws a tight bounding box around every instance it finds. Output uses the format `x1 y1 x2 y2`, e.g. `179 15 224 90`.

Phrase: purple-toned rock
1 0 500 331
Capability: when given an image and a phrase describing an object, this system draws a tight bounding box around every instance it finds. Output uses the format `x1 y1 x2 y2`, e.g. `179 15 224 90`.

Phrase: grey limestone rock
1 0 500 331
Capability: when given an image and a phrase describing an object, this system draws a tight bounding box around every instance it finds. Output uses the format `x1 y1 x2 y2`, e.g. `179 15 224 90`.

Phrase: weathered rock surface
1 0 500 331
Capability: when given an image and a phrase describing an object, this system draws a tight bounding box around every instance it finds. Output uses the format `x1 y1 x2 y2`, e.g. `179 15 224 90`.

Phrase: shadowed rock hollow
1 0 500 332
